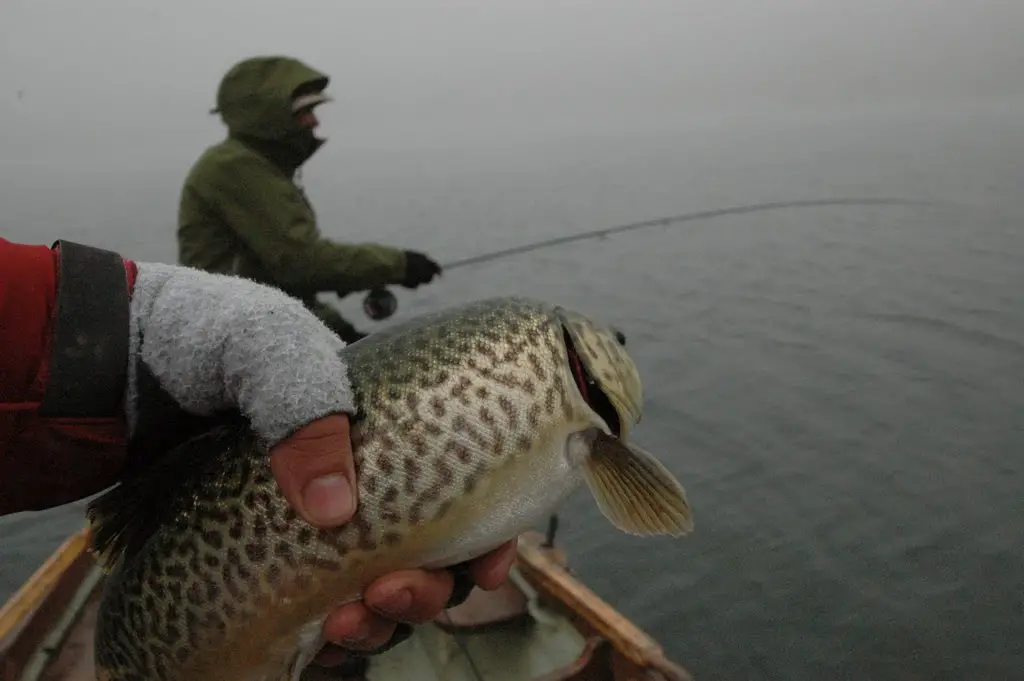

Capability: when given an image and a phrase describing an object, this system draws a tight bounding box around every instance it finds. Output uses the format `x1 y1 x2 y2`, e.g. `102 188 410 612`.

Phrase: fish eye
613 328 626 346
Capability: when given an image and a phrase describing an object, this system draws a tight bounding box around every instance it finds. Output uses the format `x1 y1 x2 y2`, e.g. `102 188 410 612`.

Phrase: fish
86 295 693 681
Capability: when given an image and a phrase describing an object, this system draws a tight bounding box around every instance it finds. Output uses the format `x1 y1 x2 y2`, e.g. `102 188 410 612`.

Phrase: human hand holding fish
105 262 516 667
267 413 516 663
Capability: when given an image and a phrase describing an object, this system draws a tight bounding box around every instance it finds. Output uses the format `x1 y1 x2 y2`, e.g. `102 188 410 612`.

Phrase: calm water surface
2 103 1023 680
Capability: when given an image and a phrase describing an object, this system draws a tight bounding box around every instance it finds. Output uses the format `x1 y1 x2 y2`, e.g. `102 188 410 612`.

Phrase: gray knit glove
125 262 354 450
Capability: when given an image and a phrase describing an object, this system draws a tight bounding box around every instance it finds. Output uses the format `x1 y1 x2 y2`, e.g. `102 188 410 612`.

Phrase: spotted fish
87 296 693 681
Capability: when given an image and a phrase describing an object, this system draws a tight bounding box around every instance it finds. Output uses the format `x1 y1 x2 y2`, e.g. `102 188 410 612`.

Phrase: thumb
269 414 358 528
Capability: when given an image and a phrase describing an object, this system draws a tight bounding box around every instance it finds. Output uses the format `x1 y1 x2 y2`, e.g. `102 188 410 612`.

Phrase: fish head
553 305 693 539
555 306 643 441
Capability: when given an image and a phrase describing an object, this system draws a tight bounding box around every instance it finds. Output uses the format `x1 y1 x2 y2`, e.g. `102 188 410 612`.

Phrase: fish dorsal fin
582 430 694 537
86 412 252 569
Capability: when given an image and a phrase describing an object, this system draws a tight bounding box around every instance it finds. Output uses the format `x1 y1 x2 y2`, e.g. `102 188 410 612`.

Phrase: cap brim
291 92 333 112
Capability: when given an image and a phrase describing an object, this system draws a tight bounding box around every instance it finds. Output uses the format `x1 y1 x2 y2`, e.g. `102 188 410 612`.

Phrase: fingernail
376 588 412 618
340 620 370 644
302 474 355 525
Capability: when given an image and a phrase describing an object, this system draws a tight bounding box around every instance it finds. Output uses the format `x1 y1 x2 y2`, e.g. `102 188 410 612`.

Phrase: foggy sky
1 0 1022 167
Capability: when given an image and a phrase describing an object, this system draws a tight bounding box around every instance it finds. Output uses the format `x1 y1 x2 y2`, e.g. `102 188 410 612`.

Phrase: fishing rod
361 197 927 320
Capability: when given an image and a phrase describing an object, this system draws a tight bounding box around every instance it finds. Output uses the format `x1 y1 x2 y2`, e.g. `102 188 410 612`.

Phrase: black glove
400 251 442 289
445 562 477 609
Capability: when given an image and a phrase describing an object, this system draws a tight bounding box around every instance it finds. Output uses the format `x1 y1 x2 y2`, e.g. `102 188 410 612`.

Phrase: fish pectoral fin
243 619 325 681
288 618 327 681
582 430 694 537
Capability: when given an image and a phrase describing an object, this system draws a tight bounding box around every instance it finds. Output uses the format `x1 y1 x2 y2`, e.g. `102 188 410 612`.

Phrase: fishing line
441 197 924 270
362 197 931 320
439 609 487 681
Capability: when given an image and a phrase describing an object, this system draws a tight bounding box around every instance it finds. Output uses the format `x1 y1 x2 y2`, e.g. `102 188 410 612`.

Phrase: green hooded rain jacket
177 56 409 335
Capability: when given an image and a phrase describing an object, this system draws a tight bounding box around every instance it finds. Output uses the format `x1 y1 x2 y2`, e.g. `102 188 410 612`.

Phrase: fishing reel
363 288 398 321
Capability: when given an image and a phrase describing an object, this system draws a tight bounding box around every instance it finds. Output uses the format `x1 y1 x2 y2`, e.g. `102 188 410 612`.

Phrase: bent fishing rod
361 196 929 321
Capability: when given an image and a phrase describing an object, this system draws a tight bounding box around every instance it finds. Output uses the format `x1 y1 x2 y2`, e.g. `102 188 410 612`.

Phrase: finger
269 414 358 528
467 540 518 591
314 621 413 668
321 601 397 652
363 568 455 624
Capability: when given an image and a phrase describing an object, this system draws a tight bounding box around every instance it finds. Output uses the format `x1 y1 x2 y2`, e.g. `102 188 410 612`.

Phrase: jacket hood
214 56 329 142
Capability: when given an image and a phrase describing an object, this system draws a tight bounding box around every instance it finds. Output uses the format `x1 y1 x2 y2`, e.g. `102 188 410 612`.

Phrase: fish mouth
562 325 623 438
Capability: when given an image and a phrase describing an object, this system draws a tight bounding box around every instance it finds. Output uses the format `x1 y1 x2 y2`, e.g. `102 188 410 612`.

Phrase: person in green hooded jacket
177 55 443 343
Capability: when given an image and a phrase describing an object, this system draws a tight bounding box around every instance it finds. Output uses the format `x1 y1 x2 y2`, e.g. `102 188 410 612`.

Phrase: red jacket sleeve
0 237 138 514
0 238 58 408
